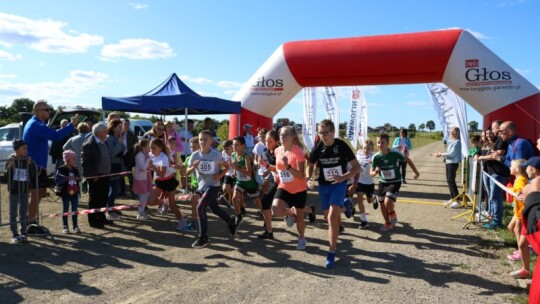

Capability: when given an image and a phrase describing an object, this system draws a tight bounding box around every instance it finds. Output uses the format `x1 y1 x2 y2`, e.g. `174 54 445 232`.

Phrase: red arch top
283 29 462 87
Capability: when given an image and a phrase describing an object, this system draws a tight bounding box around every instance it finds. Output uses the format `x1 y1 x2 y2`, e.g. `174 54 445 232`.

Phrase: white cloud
224 90 238 95
0 70 108 107
100 39 175 60
465 29 490 40
0 50 22 61
0 74 16 78
215 80 243 89
180 75 213 85
406 101 429 106
514 68 530 76
0 12 103 53
129 2 149 9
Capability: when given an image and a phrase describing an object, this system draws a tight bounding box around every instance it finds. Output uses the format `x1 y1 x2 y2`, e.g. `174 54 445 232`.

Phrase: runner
371 133 420 232
355 139 377 229
262 126 308 248
307 119 360 269
256 130 280 239
187 130 237 248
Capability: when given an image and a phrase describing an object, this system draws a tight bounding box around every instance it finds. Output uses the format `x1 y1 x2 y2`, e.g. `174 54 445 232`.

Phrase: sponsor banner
359 89 368 147
427 83 469 158
302 87 317 150
233 45 302 117
323 87 340 138
347 87 365 149
442 31 539 115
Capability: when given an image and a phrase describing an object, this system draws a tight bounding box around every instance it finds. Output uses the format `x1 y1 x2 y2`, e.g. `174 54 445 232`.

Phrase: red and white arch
229 29 540 142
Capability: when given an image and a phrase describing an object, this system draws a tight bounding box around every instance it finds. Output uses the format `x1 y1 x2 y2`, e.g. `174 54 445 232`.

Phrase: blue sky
0 0 539 130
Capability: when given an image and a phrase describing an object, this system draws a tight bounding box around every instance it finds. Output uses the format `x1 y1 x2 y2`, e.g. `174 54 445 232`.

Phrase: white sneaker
285 216 296 228
159 202 170 215
137 210 149 220
450 201 461 209
106 212 118 221
443 200 455 207
176 218 188 231
297 238 307 250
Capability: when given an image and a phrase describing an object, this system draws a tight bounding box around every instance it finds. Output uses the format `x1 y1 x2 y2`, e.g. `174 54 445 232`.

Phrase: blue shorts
318 182 347 211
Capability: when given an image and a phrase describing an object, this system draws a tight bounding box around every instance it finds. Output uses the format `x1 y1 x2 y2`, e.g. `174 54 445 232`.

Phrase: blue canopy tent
101 73 241 115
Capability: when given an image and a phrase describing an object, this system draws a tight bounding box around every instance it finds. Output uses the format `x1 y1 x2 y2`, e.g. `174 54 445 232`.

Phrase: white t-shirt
178 129 193 155
149 152 173 179
222 151 234 176
356 151 375 185
252 142 268 176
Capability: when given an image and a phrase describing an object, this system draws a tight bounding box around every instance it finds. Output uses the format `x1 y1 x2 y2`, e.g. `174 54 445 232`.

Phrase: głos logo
250 76 284 91
464 59 512 86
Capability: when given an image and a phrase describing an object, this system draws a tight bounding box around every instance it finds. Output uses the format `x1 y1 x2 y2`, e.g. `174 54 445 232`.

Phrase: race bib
14 168 27 181
278 170 293 183
198 161 215 175
323 166 343 181
381 169 396 180
236 171 251 181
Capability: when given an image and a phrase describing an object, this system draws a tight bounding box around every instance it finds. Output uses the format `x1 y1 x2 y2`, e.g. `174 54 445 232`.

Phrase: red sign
465 59 479 68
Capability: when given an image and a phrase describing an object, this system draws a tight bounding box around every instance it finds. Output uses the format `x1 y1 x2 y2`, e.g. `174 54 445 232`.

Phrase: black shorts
235 184 260 198
355 183 375 198
261 182 278 210
224 175 235 186
378 182 401 202
155 176 179 192
274 188 307 209
29 168 48 190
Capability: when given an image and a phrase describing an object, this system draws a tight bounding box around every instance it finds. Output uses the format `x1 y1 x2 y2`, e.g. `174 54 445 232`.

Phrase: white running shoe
285 216 296 228
176 218 188 231
450 201 461 209
443 200 455 207
297 238 307 250
137 210 149 220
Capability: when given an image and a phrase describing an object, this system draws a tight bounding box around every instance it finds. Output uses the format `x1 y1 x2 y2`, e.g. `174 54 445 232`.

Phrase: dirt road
0 141 523 303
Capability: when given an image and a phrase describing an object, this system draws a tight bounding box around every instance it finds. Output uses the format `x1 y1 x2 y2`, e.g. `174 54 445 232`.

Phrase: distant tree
216 121 229 142
408 123 416 132
468 121 479 132
383 123 393 132
418 123 426 132
339 122 347 131
11 98 35 114
426 120 436 132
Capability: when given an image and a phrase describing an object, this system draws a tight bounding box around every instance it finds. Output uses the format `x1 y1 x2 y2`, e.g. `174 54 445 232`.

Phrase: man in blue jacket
22 100 79 235
500 121 534 168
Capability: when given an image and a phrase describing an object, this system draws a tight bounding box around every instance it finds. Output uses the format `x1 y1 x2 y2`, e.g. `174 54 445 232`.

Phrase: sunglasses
38 108 52 112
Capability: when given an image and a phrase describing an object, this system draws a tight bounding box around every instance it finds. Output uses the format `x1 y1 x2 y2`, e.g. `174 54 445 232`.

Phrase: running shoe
359 221 370 229
175 218 188 232
62 227 70 234
20 234 28 242
285 216 296 228
11 235 22 243
443 199 455 208
235 216 244 229
507 251 521 261
450 201 461 209
257 231 274 240
26 224 49 236
390 212 398 226
325 251 336 269
106 212 119 221
137 210 149 220
297 238 307 250
228 216 237 236
182 222 197 232
510 268 531 279
380 222 393 232
308 205 316 223
339 224 345 234
482 223 501 230
192 236 209 248
373 197 379 210
73 227 81 234
344 199 353 219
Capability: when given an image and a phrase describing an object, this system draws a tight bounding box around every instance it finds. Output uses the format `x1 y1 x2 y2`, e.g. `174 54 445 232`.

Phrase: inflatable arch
229 28 540 143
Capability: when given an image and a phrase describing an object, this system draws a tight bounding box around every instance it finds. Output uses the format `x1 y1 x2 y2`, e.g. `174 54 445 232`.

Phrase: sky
0 0 539 130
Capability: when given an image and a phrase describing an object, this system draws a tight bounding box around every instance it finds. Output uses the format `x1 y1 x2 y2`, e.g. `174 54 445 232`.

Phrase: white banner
323 87 340 138
302 87 317 150
347 87 365 149
427 83 469 158
359 88 368 147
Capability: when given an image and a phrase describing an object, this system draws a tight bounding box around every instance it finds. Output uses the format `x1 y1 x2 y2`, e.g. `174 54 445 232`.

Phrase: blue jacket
503 135 534 168
392 137 412 151
22 116 75 169
442 139 462 164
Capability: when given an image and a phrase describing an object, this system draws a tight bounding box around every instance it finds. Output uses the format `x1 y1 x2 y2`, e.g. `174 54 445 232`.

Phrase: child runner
308 119 360 268
54 150 81 233
146 138 189 231
507 159 531 278
257 130 279 239
133 138 152 220
229 136 262 230
6 140 33 243
371 133 420 232
267 126 308 249
218 140 234 208
184 137 201 229
355 139 377 229
187 130 237 248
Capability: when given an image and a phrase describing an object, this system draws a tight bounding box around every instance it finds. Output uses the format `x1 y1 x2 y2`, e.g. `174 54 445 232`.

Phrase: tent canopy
102 73 241 115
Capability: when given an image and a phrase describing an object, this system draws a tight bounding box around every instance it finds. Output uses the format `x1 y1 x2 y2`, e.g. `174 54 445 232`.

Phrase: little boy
7 140 35 243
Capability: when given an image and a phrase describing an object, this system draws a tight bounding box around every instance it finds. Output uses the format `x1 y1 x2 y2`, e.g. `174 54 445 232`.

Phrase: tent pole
184 108 189 193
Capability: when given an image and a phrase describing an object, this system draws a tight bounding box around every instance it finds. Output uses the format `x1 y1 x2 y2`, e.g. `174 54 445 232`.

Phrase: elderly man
23 100 79 235
82 123 111 228
500 121 534 168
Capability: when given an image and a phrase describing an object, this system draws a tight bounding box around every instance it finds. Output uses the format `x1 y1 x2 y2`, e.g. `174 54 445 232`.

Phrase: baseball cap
522 156 540 170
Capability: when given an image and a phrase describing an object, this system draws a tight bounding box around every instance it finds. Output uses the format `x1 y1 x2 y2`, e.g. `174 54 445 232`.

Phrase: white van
129 119 153 138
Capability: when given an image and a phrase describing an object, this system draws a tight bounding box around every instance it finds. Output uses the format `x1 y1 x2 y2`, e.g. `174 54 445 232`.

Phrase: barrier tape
482 171 518 198
45 194 193 218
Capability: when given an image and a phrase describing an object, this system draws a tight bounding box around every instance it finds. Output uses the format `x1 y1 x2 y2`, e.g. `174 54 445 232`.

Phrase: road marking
397 199 443 206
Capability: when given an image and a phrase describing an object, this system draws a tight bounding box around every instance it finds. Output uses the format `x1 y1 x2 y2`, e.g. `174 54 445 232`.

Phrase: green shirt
371 150 405 183
184 155 198 189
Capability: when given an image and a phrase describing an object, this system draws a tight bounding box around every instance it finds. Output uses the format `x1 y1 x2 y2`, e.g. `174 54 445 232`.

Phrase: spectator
243 124 255 153
23 100 79 235
82 123 111 229
500 121 534 168
120 119 138 197
165 121 183 155
392 128 412 183
202 117 219 149
63 122 91 177
178 119 194 160
49 119 70 170
106 119 126 220
435 127 462 209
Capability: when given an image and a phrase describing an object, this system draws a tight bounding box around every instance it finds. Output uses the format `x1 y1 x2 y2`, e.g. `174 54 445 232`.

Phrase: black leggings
401 162 407 181
197 186 232 237
445 163 459 199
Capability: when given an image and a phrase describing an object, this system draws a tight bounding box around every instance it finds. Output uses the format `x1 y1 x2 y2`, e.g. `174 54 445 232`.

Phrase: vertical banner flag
347 87 365 149
323 87 340 138
302 87 317 150
426 83 469 158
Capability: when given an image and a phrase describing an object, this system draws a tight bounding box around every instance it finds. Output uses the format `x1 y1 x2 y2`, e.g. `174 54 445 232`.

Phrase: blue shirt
22 116 75 168
503 134 534 168
442 139 462 164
